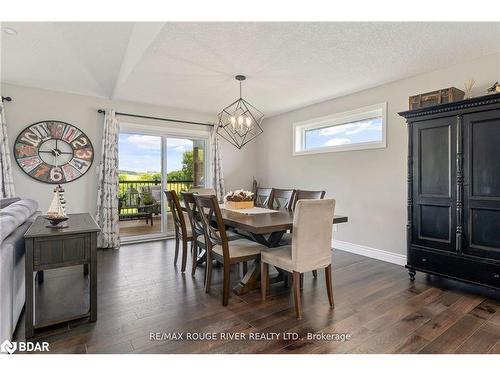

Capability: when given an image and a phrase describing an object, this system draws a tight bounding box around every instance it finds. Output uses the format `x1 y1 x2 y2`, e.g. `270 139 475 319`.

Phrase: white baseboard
333 239 407 266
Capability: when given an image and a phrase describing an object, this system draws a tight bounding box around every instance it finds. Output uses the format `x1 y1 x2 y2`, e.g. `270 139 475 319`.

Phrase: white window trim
292 102 387 156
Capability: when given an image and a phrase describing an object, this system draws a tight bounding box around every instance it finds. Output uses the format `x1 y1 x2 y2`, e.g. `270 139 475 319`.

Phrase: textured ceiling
2 22 500 116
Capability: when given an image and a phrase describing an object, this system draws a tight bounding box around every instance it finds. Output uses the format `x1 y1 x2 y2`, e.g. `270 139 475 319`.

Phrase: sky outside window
118 133 193 173
304 117 383 150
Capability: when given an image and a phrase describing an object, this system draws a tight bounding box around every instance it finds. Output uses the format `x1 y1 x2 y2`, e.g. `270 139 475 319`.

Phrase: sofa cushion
0 197 21 209
0 199 38 245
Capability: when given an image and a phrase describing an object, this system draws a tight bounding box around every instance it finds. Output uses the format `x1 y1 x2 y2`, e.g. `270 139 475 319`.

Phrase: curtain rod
2 96 12 102
97 109 214 127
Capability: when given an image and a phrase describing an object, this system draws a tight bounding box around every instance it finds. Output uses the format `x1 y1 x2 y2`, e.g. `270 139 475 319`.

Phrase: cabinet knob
421 258 427 262
494 274 499 279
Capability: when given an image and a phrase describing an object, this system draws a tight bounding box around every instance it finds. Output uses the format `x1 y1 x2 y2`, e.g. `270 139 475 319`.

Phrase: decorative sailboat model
44 186 69 228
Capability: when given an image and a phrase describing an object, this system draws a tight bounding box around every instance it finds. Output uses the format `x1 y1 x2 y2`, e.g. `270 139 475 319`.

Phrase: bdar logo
1 340 17 354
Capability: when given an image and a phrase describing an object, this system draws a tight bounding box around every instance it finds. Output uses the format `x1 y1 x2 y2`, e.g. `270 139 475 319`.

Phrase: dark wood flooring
13 240 500 354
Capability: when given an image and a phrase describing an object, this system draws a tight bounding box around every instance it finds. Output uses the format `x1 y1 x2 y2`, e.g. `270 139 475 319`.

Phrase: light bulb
246 117 252 127
230 116 236 128
237 116 244 125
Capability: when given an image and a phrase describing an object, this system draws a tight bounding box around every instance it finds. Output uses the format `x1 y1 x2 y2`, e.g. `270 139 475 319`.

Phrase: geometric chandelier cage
216 75 264 149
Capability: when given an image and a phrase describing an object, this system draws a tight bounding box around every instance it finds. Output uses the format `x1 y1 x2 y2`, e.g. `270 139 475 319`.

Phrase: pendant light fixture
216 75 264 149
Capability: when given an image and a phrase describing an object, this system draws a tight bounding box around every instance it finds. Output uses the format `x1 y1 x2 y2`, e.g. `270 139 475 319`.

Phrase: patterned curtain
96 109 120 249
211 126 225 202
0 103 15 198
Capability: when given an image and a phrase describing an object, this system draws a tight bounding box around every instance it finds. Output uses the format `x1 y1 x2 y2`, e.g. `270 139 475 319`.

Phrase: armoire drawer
408 247 500 289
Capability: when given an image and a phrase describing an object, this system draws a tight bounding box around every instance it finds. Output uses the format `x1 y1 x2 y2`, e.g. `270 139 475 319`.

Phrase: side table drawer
34 234 90 269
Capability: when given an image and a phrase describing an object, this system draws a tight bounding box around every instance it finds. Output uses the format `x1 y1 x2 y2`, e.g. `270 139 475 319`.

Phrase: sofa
0 198 39 343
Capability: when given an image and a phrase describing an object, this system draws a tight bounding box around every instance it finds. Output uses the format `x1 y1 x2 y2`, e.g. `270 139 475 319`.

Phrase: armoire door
412 116 456 252
463 109 500 261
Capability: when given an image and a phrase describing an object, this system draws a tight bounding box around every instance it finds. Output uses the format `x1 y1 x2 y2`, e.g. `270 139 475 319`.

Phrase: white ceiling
2 22 500 116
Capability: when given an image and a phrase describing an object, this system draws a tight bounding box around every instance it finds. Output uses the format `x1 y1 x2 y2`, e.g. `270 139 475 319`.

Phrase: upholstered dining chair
164 190 193 273
269 189 295 210
282 189 327 278
260 199 336 319
254 187 273 208
194 194 267 306
189 187 216 196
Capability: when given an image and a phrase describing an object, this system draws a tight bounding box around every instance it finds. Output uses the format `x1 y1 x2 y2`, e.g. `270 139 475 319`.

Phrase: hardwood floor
13 240 500 354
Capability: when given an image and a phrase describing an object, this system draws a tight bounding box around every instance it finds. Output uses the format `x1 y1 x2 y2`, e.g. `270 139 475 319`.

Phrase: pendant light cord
239 80 242 99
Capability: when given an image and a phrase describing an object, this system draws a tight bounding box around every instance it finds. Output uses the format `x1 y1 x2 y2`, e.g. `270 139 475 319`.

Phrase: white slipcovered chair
260 199 336 319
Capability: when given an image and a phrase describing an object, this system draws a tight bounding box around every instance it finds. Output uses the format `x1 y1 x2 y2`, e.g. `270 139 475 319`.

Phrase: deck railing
118 180 194 214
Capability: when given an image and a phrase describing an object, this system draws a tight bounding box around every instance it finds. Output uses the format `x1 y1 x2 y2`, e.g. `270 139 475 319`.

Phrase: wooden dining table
214 207 349 295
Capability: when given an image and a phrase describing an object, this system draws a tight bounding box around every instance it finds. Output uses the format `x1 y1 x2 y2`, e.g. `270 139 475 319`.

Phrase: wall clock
14 121 94 184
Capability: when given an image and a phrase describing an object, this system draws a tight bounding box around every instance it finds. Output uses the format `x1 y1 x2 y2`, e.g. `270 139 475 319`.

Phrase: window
293 103 387 155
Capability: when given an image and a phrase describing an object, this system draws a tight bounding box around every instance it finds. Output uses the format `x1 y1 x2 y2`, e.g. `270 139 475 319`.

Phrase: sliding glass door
118 128 208 242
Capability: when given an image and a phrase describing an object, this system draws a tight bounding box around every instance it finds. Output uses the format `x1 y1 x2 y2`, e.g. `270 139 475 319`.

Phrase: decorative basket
225 200 254 209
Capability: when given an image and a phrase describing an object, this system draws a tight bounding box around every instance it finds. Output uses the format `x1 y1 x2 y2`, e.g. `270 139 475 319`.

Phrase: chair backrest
269 189 295 210
190 187 216 196
291 199 336 273
193 195 230 262
164 190 188 238
254 187 273 208
181 192 204 240
292 189 326 211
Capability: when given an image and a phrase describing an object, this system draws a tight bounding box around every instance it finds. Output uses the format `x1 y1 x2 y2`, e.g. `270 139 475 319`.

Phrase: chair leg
191 241 197 276
174 237 180 265
222 263 231 306
325 264 334 308
205 251 213 293
312 270 318 278
261 262 269 301
292 271 302 320
300 273 304 290
181 239 188 273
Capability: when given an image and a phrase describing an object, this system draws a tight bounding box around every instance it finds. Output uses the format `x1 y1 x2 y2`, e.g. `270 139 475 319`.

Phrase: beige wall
256 52 500 258
1 83 257 215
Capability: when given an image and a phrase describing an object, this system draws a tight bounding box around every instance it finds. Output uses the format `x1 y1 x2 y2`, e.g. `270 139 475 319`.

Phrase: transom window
293 103 387 155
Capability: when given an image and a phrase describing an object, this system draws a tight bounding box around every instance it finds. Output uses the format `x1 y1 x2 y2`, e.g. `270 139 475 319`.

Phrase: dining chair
164 190 193 273
194 194 267 306
269 188 295 210
182 192 242 276
260 199 336 319
291 189 326 211
181 192 207 277
282 189 327 278
189 187 217 196
254 187 273 208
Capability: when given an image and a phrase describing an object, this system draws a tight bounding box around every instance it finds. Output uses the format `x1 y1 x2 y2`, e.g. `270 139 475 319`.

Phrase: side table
24 213 100 338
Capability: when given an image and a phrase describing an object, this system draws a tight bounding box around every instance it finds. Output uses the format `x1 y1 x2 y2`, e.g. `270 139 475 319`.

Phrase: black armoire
399 92 500 289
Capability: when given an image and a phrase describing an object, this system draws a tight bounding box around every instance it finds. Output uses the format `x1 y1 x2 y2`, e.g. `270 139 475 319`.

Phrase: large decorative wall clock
14 121 94 184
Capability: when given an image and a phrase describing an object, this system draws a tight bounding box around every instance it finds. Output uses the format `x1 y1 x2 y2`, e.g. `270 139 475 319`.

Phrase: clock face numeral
74 147 93 160
14 121 94 184
69 157 90 172
50 166 64 182
71 136 89 149
62 164 81 181
18 155 43 172
15 143 38 158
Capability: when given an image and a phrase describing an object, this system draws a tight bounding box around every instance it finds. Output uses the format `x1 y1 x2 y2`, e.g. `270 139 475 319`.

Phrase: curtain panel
96 109 120 249
211 126 225 203
0 104 16 199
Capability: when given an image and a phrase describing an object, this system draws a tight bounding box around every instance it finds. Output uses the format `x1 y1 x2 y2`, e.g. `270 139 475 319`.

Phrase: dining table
183 203 348 295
